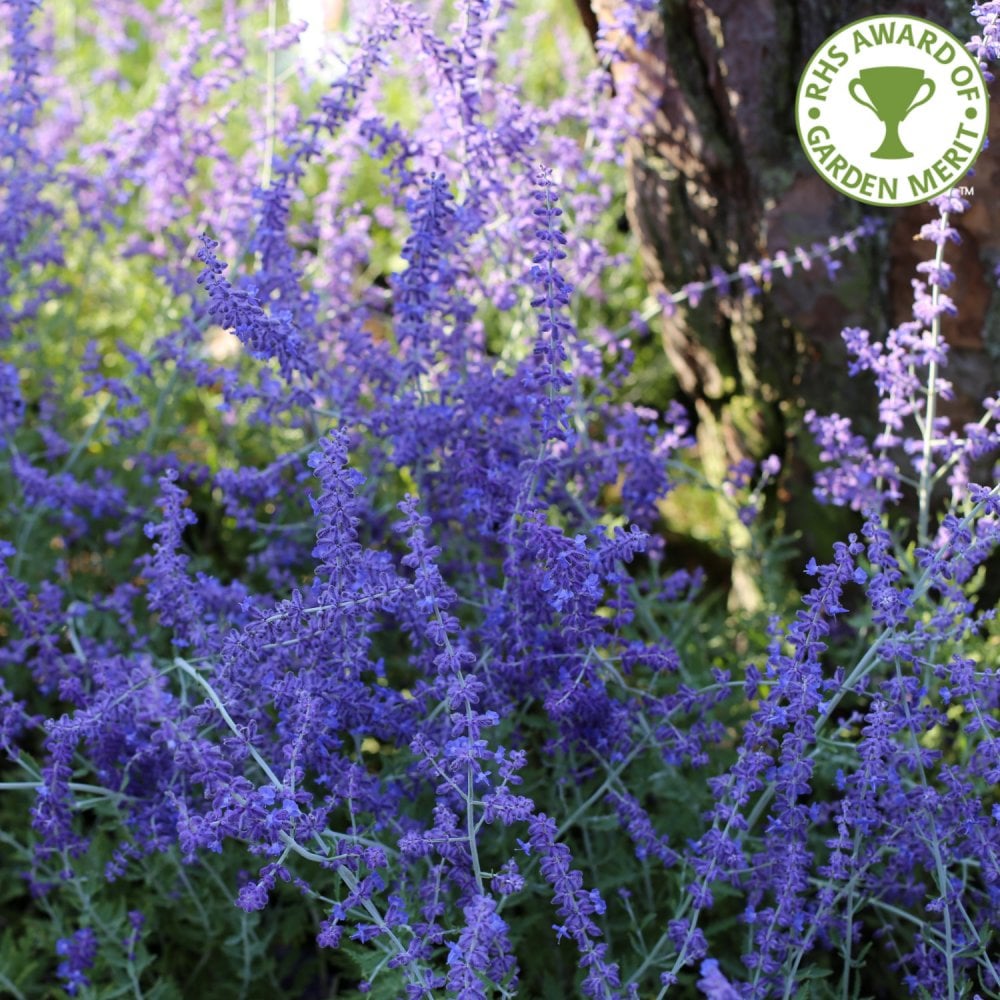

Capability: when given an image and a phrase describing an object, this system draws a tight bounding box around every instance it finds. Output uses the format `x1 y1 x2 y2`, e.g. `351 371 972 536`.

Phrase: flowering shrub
1 1 999 997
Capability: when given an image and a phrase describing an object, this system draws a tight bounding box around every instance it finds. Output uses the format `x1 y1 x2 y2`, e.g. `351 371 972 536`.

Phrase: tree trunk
582 1 1000 605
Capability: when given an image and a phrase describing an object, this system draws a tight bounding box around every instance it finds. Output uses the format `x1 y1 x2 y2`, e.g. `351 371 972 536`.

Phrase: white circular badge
795 15 990 207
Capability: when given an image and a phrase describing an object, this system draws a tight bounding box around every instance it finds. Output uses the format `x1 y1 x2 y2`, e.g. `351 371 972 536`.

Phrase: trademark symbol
956 185 975 196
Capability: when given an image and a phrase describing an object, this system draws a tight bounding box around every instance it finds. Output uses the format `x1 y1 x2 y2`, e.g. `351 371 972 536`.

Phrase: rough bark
581 1 1000 604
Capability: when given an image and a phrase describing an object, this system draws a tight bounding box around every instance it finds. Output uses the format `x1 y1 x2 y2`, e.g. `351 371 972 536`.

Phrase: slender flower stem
261 0 278 193
917 211 949 546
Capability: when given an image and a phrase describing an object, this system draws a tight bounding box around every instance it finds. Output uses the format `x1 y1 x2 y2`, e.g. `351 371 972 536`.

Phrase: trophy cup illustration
848 67 936 159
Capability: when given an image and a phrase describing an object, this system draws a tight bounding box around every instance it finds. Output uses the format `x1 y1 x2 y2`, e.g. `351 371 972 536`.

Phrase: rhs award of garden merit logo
795 14 990 207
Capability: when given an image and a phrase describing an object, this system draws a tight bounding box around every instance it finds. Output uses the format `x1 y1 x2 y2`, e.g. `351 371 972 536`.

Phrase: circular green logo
795 14 989 207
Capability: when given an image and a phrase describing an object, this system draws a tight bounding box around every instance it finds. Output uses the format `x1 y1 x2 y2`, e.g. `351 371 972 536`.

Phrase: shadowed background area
575 1 999 551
